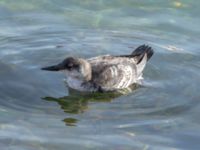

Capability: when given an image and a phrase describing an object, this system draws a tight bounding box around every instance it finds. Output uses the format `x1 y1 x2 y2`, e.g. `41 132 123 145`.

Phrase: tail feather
136 53 147 78
117 45 154 64
115 44 154 80
131 45 154 64
132 45 154 79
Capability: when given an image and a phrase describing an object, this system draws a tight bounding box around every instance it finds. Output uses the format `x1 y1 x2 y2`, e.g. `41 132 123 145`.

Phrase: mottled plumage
42 45 154 92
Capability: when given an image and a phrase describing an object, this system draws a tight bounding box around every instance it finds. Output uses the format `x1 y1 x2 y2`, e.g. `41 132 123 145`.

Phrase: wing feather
92 63 137 91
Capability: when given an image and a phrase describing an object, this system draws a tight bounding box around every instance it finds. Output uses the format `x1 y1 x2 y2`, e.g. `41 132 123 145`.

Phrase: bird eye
64 60 79 70
68 63 73 66
67 66 73 70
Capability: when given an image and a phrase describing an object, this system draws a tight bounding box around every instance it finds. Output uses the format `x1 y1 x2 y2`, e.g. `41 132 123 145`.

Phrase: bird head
42 57 92 81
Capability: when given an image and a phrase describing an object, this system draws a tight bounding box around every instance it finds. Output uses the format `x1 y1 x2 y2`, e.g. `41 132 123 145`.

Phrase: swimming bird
42 45 154 92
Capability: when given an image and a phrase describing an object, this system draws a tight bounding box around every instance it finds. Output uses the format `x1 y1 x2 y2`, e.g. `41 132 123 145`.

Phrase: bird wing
87 45 153 91
92 62 137 91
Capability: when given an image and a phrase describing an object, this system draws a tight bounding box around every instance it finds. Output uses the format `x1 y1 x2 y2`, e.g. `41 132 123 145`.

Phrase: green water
0 0 200 149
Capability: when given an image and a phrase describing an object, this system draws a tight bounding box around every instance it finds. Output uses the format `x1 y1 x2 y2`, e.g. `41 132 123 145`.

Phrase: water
0 0 200 149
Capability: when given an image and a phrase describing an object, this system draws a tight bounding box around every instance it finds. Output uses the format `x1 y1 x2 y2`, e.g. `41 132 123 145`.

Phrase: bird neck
79 59 92 81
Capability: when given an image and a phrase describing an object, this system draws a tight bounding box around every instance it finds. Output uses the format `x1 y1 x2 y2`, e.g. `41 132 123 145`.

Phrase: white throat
66 76 84 90
66 76 97 92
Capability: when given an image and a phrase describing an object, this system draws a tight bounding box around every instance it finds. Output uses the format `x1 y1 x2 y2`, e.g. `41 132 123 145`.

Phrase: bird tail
131 45 154 64
131 45 154 79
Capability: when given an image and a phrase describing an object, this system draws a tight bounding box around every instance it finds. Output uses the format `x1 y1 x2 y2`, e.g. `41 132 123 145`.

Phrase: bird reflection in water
43 84 140 126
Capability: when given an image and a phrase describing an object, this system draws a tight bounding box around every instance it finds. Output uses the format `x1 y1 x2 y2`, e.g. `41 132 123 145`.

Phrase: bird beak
41 63 64 71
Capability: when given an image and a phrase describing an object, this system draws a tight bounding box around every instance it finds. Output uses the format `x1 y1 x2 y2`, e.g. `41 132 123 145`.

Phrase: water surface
0 0 200 150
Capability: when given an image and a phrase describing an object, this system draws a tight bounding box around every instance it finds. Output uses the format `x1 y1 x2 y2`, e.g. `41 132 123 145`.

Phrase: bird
42 45 154 92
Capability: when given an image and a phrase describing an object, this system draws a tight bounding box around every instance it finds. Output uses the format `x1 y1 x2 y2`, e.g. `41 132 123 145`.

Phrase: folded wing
92 62 137 91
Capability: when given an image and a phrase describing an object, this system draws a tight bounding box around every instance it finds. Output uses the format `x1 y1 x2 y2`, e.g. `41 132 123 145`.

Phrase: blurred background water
0 0 200 149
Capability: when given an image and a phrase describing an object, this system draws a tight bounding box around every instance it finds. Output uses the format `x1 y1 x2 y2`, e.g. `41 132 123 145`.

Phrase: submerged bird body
42 45 154 92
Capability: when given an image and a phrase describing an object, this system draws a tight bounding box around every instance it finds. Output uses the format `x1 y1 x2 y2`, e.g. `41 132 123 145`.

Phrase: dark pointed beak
41 63 64 71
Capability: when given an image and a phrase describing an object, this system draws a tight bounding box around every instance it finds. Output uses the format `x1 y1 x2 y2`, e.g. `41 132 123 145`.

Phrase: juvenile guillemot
42 45 154 92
